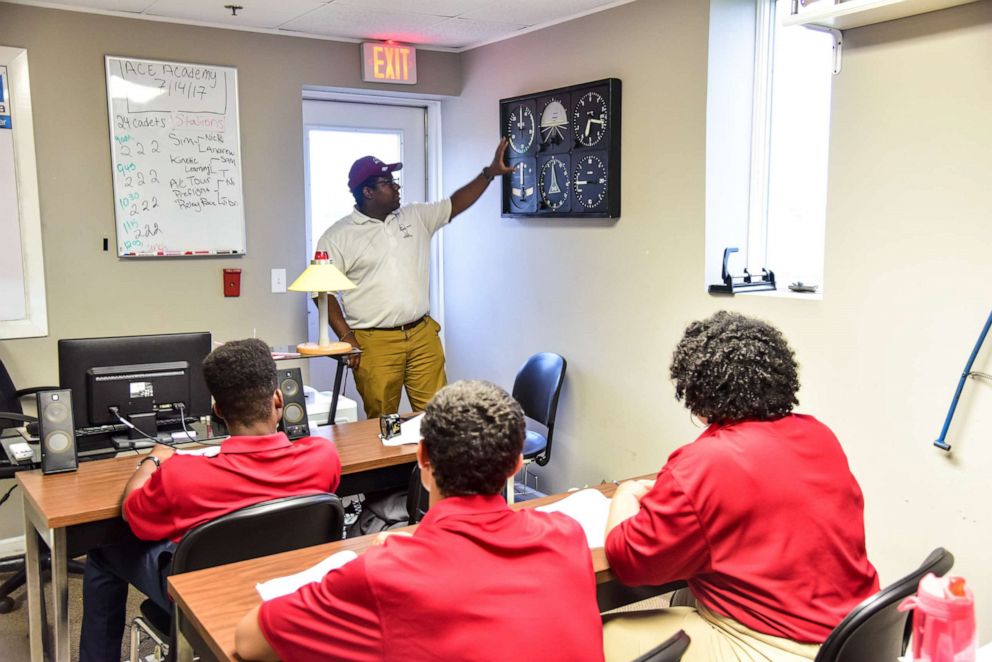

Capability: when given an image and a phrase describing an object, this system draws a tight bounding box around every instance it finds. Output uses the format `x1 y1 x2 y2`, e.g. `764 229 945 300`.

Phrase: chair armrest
0 411 36 426
15 386 58 400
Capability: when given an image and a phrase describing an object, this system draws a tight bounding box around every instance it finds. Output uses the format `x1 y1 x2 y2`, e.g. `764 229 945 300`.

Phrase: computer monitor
58 332 212 449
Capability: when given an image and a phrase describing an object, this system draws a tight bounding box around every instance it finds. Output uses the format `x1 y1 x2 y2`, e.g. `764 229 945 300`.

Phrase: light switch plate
271 268 286 293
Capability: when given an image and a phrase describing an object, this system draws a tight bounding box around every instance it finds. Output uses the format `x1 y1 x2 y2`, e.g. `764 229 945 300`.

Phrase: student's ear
212 402 225 422
273 388 284 416
416 442 429 471
416 442 433 489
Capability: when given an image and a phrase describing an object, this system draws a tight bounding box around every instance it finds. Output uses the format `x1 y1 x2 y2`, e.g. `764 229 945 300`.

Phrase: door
302 99 432 403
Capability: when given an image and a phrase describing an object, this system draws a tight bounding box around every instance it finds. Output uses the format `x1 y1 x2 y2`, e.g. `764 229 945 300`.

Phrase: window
706 0 838 297
305 127 404 251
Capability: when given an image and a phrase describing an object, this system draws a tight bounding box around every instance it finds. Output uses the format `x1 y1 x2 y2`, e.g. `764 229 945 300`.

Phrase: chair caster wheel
0 597 15 614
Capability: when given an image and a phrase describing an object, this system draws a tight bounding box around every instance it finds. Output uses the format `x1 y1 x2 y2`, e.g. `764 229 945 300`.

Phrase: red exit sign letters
362 42 417 85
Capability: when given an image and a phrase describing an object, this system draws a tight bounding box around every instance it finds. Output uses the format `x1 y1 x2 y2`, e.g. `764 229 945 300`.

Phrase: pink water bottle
899 574 977 661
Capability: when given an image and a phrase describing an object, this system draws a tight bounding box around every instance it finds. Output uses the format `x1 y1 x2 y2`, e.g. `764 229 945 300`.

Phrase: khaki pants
353 316 446 418
603 601 820 662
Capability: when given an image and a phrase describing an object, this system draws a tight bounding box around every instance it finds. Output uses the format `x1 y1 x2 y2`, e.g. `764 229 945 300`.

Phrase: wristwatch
481 166 495 183
136 455 161 471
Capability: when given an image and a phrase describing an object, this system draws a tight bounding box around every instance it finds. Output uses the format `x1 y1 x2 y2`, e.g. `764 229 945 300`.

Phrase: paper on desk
381 413 424 447
175 446 222 457
536 489 611 549
255 550 358 601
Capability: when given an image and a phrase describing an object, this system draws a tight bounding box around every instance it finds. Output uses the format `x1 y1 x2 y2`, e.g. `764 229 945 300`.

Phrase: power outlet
271 268 286 293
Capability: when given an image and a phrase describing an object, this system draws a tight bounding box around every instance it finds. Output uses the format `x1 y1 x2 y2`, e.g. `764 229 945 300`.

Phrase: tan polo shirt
316 200 451 329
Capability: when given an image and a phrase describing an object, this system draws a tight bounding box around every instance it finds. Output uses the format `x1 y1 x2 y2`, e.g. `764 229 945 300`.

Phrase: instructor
318 138 512 418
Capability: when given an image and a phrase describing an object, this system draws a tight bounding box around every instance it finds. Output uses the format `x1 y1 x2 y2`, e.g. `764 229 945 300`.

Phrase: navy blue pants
79 532 176 662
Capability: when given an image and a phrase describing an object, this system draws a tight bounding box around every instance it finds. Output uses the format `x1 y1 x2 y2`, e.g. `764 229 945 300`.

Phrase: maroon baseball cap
348 156 403 190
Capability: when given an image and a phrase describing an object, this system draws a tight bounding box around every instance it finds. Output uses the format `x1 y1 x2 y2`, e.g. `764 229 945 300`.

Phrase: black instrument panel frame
500 78 621 220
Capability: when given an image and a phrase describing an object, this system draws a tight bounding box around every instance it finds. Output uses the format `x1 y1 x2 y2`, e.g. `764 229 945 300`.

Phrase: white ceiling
9 0 639 51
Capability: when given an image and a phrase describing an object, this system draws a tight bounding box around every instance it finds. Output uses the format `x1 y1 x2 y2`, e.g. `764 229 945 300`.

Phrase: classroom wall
0 1 459 542
442 0 992 633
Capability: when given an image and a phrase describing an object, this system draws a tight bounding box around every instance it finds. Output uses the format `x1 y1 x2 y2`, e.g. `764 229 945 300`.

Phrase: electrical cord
108 407 174 448
0 483 17 510
176 403 197 442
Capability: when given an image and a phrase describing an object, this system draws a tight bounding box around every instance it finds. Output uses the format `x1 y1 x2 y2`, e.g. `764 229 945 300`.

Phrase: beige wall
442 0 992 634
0 2 459 539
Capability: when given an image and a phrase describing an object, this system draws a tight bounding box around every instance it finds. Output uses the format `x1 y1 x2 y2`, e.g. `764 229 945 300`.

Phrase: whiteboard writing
106 56 246 256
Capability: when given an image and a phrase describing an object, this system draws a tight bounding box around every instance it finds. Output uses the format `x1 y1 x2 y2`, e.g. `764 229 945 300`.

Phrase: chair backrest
631 630 691 662
171 492 345 574
512 352 566 431
406 465 430 524
814 547 954 662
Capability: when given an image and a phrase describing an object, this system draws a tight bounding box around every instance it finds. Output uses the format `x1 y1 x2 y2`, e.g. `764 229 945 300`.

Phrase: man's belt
366 315 427 332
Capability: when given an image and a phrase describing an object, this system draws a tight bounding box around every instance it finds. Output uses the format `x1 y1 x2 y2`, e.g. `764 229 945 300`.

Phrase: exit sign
362 42 417 85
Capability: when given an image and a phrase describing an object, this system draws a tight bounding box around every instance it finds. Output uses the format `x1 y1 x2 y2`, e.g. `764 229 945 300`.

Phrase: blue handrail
934 310 992 451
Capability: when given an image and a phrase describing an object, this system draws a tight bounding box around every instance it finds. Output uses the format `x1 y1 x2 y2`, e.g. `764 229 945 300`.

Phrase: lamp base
296 341 353 356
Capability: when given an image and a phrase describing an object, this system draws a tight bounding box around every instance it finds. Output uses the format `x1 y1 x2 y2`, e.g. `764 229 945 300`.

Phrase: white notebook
536 488 611 549
255 550 358 601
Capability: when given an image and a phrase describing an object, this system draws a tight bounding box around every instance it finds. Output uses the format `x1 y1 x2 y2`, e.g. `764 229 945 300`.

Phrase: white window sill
738 287 823 301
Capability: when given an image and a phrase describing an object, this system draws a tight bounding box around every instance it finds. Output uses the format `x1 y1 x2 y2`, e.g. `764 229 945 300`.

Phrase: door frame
301 88 446 345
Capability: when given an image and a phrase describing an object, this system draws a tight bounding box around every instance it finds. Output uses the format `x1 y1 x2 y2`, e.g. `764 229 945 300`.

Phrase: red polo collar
219 432 294 455
419 493 509 526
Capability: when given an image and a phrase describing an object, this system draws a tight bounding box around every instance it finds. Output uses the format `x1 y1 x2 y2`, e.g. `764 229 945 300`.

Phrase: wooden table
16 418 417 662
169 480 678 662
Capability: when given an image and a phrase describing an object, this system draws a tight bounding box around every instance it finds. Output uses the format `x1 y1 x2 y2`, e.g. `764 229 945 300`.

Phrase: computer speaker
37 389 79 474
277 368 310 440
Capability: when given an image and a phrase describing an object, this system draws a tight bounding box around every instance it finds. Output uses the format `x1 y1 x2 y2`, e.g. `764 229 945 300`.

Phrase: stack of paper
536 489 611 548
255 550 358 601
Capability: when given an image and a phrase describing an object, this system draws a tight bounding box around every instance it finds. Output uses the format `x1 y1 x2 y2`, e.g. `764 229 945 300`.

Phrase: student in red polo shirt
602 311 879 661
234 380 605 662
79 338 342 662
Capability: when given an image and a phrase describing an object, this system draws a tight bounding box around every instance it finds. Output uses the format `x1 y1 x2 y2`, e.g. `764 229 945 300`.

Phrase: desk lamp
288 251 356 356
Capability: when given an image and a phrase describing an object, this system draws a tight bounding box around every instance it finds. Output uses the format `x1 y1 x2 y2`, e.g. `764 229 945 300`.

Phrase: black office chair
631 629 691 662
814 547 954 662
0 359 69 614
513 352 567 467
406 465 430 524
130 492 345 661
507 352 566 501
0 357 56 433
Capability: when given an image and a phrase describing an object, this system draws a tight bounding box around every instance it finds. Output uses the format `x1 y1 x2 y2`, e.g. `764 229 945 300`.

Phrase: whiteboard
0 46 47 339
105 56 246 257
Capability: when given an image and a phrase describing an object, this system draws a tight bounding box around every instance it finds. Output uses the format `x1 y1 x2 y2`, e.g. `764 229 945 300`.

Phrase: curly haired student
603 311 879 662
235 380 603 662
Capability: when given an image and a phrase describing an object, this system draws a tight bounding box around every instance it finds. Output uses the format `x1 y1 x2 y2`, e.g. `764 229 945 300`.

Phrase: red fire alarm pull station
224 269 242 297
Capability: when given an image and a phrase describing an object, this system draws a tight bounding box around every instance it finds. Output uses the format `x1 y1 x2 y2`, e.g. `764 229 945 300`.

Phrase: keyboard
75 416 198 438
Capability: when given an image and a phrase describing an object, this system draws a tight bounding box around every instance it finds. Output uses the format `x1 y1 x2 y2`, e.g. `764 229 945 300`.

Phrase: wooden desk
169 483 652 662
17 418 416 662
